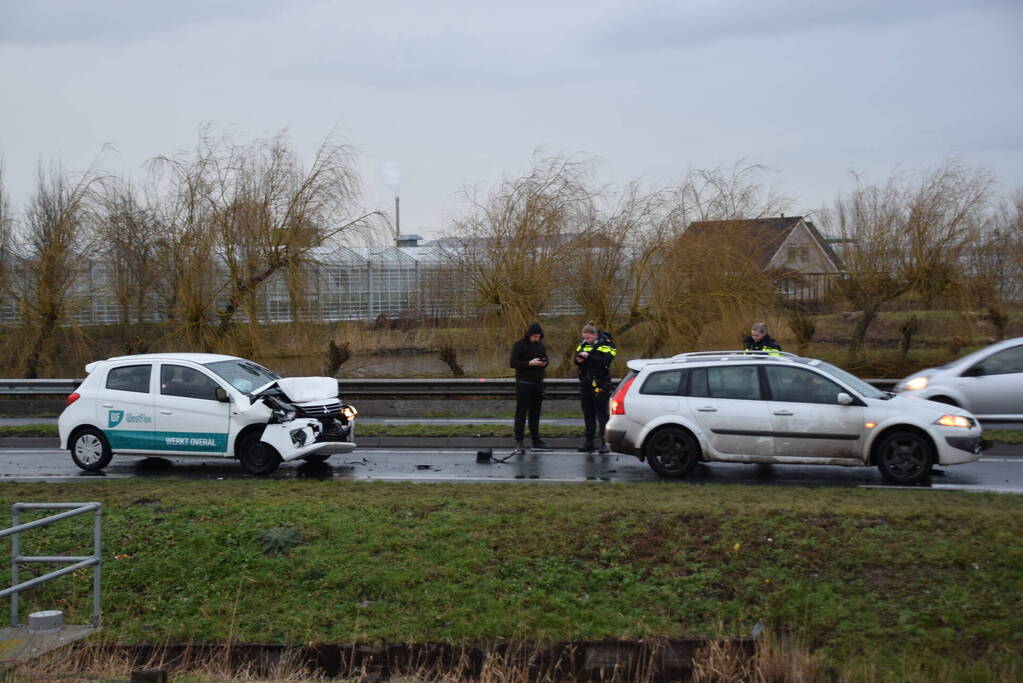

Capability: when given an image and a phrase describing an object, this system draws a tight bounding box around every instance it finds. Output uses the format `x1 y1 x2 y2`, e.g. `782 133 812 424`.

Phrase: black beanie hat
525 322 544 339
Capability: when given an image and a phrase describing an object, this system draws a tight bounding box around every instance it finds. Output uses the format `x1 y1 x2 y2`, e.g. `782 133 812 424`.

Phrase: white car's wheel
237 433 282 475
70 428 113 472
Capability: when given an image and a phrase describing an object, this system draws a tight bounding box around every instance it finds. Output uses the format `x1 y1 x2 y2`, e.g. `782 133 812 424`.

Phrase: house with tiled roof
685 216 844 301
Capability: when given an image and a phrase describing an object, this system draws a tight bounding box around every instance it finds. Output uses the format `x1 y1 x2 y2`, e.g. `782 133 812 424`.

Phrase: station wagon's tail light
610 375 636 415
65 392 80 407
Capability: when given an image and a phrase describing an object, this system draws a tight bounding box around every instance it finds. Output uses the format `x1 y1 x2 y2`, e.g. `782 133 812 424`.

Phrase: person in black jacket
509 322 550 454
574 322 617 454
743 322 782 354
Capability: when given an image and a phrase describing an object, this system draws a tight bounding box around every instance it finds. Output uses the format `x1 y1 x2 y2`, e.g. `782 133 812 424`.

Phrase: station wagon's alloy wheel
876 431 933 484
70 428 113 472
237 434 282 475
645 427 700 478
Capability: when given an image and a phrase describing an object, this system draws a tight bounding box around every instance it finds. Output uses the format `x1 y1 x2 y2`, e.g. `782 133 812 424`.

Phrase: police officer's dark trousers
579 381 610 445
514 381 544 443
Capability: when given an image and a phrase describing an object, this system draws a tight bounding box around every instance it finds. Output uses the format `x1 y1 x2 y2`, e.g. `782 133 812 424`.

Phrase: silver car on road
895 337 1023 426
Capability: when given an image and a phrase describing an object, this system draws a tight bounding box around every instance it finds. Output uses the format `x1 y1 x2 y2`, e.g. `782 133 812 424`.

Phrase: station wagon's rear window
640 369 688 395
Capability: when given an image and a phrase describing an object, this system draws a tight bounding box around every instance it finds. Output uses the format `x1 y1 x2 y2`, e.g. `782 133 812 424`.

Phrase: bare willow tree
967 190 1023 309
821 159 993 358
565 182 662 331
149 128 382 353
9 163 105 377
447 153 594 334
0 159 12 297
147 139 220 345
636 222 782 356
98 179 161 324
612 162 790 354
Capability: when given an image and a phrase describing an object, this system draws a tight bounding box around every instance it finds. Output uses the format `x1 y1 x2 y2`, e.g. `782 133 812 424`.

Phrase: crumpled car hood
250 376 339 403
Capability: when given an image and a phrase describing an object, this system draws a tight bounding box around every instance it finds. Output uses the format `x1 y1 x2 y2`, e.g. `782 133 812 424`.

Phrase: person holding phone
509 322 550 454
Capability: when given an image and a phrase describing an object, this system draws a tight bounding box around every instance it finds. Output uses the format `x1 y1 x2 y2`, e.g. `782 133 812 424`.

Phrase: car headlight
904 376 929 391
341 405 357 419
271 407 297 423
935 414 974 428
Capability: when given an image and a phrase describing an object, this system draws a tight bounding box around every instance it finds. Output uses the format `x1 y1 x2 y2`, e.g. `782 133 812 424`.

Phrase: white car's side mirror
837 392 853 405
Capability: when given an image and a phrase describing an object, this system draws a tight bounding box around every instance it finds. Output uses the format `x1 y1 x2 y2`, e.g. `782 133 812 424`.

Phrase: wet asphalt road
0 444 1021 493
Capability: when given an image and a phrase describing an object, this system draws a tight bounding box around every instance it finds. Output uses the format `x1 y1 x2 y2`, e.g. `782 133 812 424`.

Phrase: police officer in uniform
574 323 617 454
743 322 782 354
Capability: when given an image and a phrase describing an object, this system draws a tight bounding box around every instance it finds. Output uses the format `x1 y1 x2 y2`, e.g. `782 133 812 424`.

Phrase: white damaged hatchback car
58 353 357 475
605 351 985 484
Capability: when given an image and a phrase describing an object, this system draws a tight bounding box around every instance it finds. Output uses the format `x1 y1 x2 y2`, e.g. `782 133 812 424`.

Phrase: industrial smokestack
381 162 401 248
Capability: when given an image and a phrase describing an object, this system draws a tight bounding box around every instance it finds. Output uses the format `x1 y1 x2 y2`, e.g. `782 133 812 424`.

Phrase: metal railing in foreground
0 502 102 628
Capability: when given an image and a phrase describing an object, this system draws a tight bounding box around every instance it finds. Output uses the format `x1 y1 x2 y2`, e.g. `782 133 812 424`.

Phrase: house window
787 245 809 263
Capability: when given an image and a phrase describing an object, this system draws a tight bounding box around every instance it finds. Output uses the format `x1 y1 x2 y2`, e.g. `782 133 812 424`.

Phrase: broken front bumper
260 417 357 462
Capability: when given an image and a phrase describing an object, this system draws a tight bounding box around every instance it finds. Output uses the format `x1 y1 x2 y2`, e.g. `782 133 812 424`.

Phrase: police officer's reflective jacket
574 331 618 391
743 334 782 356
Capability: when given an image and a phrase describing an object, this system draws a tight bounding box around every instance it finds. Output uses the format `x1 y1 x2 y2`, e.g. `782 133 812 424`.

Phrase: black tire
302 453 331 464
237 433 282 475
644 427 700 478
876 431 933 484
70 427 113 472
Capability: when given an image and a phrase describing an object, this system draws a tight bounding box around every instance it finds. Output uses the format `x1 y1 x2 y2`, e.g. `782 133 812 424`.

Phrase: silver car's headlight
904 376 929 391
934 414 975 428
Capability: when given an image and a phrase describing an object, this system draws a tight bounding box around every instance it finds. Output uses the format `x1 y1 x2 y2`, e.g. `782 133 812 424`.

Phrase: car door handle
773 410 794 416
101 404 114 408
697 406 718 412
159 410 172 415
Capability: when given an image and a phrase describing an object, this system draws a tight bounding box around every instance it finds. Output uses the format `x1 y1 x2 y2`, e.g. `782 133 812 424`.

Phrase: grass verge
0 480 1020 681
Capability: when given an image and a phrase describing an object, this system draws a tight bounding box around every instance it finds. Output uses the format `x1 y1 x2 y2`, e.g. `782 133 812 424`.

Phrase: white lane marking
932 484 1023 493
0 475 132 481
343 475 599 483
979 457 1023 463
2 450 66 454
859 484 1023 494
344 450 586 455
375 419 575 424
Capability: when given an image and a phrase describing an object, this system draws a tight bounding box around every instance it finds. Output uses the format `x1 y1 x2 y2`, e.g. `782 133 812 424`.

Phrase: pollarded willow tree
963 190 1023 332
564 182 668 333
0 159 11 297
446 153 595 335
615 162 792 356
148 128 384 353
97 179 162 325
7 162 107 377
820 159 994 358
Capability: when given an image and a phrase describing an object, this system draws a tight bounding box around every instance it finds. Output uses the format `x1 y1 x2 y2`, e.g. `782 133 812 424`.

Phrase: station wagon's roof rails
666 350 802 362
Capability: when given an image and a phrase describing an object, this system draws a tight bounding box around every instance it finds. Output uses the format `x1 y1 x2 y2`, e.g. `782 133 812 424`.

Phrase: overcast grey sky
1 0 1020 239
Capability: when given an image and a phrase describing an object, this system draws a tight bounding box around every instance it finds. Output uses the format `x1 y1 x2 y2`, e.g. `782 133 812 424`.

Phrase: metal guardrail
0 503 102 628
0 377 900 399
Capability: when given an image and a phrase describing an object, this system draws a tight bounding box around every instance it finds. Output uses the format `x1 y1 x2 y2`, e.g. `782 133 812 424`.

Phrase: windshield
204 359 280 393
805 360 886 399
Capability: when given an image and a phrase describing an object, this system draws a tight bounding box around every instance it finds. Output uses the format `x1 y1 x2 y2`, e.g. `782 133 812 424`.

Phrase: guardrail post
92 504 102 627
10 504 18 628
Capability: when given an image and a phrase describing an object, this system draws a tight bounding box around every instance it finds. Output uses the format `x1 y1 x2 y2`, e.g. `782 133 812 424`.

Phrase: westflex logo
108 410 124 427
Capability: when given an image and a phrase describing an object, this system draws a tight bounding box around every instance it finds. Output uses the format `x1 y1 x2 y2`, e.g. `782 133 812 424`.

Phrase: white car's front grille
298 401 342 417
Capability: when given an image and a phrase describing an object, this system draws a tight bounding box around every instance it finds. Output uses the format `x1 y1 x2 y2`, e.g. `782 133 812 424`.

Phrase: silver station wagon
605 351 985 484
